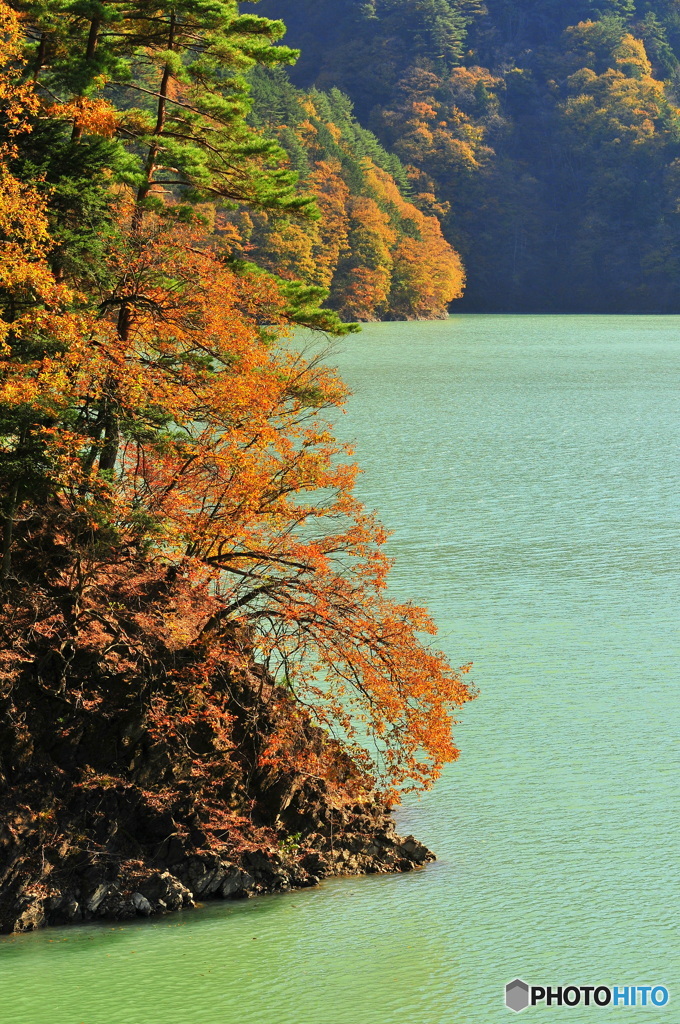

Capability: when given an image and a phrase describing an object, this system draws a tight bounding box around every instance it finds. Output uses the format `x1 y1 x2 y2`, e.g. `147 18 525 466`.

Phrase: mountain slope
257 0 680 311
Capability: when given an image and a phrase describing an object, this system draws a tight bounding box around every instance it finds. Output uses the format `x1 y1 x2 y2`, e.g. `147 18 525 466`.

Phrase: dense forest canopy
241 71 465 320
255 0 680 311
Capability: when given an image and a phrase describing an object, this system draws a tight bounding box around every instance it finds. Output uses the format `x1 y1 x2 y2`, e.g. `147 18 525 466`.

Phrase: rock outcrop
0 734 433 933
0 525 434 934
0 652 434 935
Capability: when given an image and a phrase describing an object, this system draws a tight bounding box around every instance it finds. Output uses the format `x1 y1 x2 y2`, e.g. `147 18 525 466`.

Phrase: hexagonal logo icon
506 979 530 1012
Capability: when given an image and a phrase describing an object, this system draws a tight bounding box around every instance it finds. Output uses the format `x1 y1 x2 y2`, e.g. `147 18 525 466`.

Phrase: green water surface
2 315 678 1022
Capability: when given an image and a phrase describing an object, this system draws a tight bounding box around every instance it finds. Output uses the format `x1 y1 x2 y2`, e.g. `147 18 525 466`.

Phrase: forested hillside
241 72 465 320
256 0 680 311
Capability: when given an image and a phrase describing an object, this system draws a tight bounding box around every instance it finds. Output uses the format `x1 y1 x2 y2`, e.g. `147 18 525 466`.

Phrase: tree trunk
71 17 103 142
98 303 130 474
132 11 177 232
1 481 19 585
32 32 47 82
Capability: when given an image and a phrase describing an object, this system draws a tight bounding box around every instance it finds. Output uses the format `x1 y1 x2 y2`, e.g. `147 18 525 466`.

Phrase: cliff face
0 525 433 934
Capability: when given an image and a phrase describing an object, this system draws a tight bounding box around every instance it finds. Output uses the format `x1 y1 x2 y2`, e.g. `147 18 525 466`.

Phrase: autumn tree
0 0 474 811
0 1 83 581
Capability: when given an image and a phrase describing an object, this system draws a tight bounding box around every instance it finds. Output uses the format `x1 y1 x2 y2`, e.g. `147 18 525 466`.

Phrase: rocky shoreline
0 552 434 934
2 770 434 934
9 814 433 934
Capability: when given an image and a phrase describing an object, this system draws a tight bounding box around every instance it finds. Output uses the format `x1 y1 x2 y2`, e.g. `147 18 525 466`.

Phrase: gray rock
398 835 432 864
13 900 45 933
220 867 251 898
175 855 225 897
138 871 192 911
86 884 109 913
131 893 153 915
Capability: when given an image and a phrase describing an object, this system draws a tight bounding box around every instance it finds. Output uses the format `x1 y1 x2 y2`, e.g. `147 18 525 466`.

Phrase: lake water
2 315 678 1022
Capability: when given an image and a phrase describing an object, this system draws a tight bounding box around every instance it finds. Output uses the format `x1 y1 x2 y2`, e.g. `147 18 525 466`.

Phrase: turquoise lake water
1 315 678 1022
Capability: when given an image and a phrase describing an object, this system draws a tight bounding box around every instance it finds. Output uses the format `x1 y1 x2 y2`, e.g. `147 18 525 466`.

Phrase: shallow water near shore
2 314 679 1023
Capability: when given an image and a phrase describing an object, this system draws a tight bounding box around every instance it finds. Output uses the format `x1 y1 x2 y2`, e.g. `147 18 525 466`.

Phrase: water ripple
2 316 678 1023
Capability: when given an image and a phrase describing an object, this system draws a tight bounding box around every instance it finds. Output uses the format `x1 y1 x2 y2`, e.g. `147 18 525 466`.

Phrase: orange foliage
365 164 465 317
308 160 351 289
250 212 319 281
379 67 498 177
241 90 466 320
0 3 38 138
4 214 474 792
0 4 72 358
340 194 395 319
48 97 119 138
0 6 475 795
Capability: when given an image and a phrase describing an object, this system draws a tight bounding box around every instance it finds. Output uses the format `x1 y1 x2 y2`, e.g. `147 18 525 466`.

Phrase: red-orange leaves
0 1 475 799
29 217 474 794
